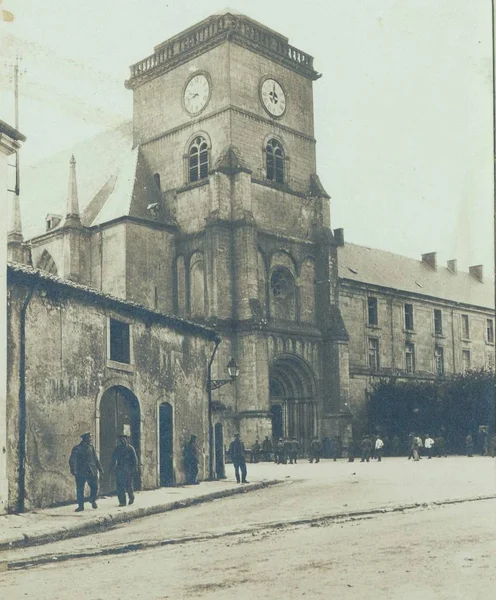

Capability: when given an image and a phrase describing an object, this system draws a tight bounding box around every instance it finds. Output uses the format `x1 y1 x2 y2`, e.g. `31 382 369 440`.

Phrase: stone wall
7 268 215 510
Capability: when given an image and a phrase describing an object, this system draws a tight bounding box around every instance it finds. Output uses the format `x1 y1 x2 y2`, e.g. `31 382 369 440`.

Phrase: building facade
338 244 495 432
7 263 218 510
17 12 352 457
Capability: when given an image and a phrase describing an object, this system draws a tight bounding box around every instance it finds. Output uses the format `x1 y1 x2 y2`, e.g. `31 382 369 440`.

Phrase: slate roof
338 243 494 310
7 262 220 342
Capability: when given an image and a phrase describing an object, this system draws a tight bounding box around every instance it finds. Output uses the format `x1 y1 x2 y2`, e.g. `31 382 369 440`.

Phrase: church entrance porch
269 354 318 455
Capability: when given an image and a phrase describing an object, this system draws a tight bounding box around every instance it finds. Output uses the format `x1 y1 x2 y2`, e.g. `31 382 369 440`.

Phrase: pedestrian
424 434 435 459
332 436 342 461
283 438 292 464
261 436 273 461
309 436 322 463
275 438 285 464
491 434 496 458
110 434 138 506
69 432 104 512
465 433 474 457
289 436 300 464
434 434 447 457
360 435 372 462
375 435 384 461
407 433 415 460
229 433 248 483
347 439 355 462
250 438 261 463
412 435 422 461
183 434 200 485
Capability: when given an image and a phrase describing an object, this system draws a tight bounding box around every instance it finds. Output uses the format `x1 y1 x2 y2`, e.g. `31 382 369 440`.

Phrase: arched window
266 139 284 184
189 136 209 183
271 267 294 299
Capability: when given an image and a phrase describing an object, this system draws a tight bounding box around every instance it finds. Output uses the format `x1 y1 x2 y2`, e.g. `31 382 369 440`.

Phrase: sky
1 0 494 274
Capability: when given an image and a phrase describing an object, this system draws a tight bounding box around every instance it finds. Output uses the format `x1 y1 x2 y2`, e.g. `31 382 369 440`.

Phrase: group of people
69 432 138 512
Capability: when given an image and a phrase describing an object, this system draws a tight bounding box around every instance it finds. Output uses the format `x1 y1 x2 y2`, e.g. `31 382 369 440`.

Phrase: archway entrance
269 354 317 454
214 423 225 479
99 386 140 495
159 403 174 486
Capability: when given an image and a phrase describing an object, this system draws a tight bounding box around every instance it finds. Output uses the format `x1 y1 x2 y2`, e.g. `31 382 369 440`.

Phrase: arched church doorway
159 402 174 486
99 386 140 495
269 354 317 454
214 423 225 479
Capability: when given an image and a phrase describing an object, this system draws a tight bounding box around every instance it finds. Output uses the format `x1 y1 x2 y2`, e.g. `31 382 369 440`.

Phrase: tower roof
126 12 318 90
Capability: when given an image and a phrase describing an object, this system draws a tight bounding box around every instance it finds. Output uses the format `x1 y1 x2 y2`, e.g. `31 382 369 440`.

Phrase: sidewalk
0 477 280 551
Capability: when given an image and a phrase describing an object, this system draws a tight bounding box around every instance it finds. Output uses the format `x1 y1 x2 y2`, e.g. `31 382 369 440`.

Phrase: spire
7 190 23 243
64 155 81 227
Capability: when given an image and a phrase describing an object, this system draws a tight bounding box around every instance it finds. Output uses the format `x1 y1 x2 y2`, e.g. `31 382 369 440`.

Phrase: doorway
99 386 140 494
214 423 225 479
271 404 283 439
159 402 174 486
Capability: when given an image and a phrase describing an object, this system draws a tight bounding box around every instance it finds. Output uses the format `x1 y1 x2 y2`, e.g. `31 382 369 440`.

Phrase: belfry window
266 139 284 184
189 136 209 183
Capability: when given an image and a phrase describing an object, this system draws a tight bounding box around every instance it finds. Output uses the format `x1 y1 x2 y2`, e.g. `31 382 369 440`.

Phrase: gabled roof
82 146 163 227
338 243 494 310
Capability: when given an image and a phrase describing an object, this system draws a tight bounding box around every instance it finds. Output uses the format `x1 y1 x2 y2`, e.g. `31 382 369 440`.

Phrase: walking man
250 438 261 463
360 435 372 462
289 436 300 464
111 434 138 506
183 434 200 485
309 436 322 463
424 434 435 459
261 436 273 461
69 432 103 512
375 435 384 461
229 433 248 483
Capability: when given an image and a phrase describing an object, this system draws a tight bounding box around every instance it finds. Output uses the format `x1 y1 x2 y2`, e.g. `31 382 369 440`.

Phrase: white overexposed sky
1 0 494 274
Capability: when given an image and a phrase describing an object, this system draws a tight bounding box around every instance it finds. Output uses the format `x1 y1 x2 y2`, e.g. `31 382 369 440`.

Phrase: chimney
333 228 345 246
447 259 457 274
421 252 437 270
469 265 483 283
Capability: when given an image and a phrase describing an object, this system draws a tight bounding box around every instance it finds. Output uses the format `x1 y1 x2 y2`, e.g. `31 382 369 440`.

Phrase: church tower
125 12 351 455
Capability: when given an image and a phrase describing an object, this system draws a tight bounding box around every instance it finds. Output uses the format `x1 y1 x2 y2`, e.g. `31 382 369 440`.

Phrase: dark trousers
376 449 383 461
116 470 135 505
289 452 297 464
75 474 98 508
309 452 320 463
360 451 370 462
185 462 199 484
233 459 247 482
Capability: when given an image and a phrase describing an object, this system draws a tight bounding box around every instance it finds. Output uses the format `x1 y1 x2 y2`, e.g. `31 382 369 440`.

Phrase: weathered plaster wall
7 275 213 510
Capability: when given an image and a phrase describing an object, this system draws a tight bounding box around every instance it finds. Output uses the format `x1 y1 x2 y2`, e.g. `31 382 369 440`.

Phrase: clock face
184 74 210 115
260 78 286 117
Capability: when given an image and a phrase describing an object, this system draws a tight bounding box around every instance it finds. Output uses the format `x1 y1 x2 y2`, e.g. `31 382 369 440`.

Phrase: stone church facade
13 13 353 462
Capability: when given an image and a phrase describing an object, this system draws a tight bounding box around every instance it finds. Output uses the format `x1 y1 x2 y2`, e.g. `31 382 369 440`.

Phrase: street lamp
207 356 239 479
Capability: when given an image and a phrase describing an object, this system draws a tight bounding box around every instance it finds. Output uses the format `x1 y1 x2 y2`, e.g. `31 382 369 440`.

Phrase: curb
0 480 282 552
3 493 496 572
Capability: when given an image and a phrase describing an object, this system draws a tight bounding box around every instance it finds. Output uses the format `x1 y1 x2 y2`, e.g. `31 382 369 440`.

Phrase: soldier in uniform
309 436 322 463
250 438 261 463
110 434 139 506
283 438 292 464
228 433 248 483
183 434 200 485
332 436 342 461
347 439 356 462
275 438 284 464
261 436 273 461
435 434 447 457
360 435 372 462
69 432 104 512
289 436 300 464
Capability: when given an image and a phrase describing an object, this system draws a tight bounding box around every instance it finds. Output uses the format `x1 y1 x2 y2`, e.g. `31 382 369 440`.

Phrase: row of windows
187 136 285 184
367 337 494 375
367 297 494 343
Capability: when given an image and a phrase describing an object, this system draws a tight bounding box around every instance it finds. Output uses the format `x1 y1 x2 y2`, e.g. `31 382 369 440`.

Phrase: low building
7 263 219 511
338 243 495 432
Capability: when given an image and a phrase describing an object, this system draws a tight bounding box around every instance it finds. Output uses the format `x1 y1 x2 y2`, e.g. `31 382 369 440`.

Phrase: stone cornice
126 13 318 90
141 105 316 151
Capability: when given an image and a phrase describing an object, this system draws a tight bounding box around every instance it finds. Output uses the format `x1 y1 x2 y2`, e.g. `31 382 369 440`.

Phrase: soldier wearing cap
228 433 248 483
110 434 138 506
69 432 103 512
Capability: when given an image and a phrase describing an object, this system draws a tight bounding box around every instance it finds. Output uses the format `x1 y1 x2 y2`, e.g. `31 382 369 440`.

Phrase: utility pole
14 56 20 196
